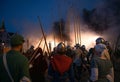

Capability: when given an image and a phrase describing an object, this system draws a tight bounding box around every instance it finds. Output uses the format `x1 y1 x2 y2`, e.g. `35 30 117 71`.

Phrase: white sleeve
20 76 31 82
110 67 114 80
106 67 114 82
90 68 98 81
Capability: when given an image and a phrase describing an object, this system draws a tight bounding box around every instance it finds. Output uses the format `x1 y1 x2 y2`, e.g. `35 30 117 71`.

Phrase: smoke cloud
82 0 120 47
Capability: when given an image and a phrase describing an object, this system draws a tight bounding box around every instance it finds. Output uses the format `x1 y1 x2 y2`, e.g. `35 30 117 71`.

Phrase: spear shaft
37 16 50 55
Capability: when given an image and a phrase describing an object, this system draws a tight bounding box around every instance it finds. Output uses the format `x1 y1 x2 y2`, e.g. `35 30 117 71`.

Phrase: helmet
30 45 34 49
66 45 72 50
75 43 80 48
96 37 105 44
81 45 85 49
57 42 66 53
10 34 25 47
105 41 110 46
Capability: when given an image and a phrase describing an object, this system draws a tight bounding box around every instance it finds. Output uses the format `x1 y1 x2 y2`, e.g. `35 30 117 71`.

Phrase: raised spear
37 16 50 56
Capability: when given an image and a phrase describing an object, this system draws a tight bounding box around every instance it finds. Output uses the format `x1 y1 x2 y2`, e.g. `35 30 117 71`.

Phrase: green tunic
0 50 30 82
91 57 113 82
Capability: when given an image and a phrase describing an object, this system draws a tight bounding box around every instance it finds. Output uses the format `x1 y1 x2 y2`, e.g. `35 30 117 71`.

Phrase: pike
76 17 79 44
37 16 50 55
77 15 81 45
73 15 77 44
42 42 46 54
53 31 56 47
59 20 63 41
74 12 81 45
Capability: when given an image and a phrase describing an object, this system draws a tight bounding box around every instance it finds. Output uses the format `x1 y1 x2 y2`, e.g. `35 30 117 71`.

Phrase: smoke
52 19 70 42
12 20 43 50
10 0 120 51
82 0 120 47
96 0 120 46
69 23 101 50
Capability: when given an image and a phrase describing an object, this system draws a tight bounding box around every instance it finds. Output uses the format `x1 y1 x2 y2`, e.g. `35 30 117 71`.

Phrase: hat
10 34 25 46
94 43 107 53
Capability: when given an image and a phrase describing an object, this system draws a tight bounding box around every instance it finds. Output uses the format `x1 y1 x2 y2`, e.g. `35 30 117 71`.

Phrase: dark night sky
0 0 101 34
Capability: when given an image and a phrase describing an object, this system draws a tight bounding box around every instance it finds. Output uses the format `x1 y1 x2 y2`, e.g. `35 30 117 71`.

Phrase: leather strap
3 54 14 82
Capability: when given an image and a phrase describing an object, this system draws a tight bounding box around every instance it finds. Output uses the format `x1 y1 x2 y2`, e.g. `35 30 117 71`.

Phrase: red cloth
51 54 72 75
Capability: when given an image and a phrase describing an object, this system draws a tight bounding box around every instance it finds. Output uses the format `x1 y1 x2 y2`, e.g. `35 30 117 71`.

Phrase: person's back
48 42 75 82
0 34 31 82
0 50 30 82
91 57 113 82
90 44 114 82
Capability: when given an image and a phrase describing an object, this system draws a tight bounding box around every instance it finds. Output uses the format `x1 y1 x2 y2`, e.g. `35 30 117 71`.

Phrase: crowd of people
0 33 118 82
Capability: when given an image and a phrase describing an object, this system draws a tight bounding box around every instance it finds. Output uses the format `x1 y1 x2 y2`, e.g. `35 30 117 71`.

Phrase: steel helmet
105 41 110 46
57 42 66 53
96 37 105 44
30 45 34 49
81 45 85 49
75 43 80 49
66 45 72 50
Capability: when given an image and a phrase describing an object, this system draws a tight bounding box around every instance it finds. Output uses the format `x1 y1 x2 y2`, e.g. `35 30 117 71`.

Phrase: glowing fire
23 31 100 52
70 31 101 50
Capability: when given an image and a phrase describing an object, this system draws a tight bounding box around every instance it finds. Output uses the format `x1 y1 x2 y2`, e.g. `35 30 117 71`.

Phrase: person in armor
73 43 89 82
48 42 75 82
50 47 57 58
105 41 113 59
88 37 110 60
90 43 114 82
66 45 75 59
95 37 111 60
0 34 31 82
29 47 48 82
87 48 95 64
96 37 105 45
73 44 83 82
25 45 35 60
96 37 111 50
80 45 88 61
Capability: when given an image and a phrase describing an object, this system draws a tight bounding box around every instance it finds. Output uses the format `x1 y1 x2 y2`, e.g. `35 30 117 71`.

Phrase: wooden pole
73 14 77 44
37 16 50 55
77 15 81 45
59 20 63 41
37 36 43 47
75 16 79 44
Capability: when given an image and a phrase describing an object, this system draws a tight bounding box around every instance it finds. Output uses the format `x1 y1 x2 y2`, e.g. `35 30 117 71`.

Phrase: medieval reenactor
24 45 35 60
66 45 76 59
48 42 75 82
90 44 114 82
88 37 111 61
80 45 88 58
73 44 83 82
73 43 89 82
29 47 48 82
0 34 31 82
